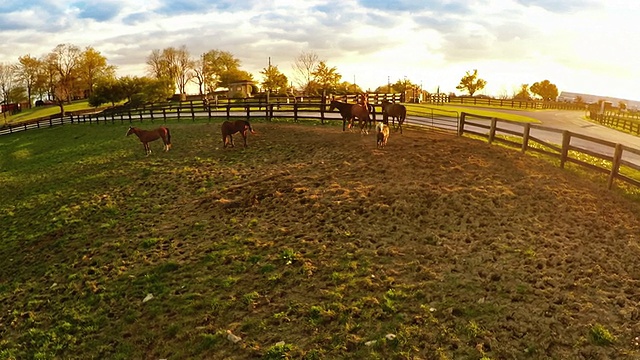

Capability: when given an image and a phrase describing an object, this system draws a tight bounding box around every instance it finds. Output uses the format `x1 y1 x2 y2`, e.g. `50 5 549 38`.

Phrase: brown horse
126 126 171 156
222 120 255 148
328 100 372 133
381 100 407 134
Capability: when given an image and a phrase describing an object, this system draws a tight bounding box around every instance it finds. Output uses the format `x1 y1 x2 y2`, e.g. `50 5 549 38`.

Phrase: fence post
560 130 571 168
246 105 250 119
294 103 298 122
163 108 167 122
488 117 497 144
522 123 531 153
226 105 230 120
458 112 466 137
191 101 195 121
607 144 623 190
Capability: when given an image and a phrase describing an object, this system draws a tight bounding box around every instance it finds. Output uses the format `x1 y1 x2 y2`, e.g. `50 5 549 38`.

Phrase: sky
1 0 639 101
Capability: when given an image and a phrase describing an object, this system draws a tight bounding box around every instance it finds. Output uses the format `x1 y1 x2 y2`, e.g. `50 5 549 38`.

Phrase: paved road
405 107 640 167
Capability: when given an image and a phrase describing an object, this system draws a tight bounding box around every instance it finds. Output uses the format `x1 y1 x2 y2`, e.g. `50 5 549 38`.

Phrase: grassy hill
1 120 639 359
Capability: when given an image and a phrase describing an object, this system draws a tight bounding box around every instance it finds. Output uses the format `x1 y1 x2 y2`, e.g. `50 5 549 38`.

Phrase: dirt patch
175 122 640 358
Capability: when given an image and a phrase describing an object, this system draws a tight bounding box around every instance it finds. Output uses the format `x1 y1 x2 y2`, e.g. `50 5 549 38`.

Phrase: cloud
72 1 124 21
154 0 260 15
513 0 600 12
358 0 472 13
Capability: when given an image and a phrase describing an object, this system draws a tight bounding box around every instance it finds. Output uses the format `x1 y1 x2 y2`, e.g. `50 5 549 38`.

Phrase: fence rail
458 112 640 190
0 98 394 136
428 96 586 111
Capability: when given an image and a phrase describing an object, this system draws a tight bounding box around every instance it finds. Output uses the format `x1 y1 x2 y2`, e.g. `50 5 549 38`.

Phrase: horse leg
229 134 234 147
143 142 150 156
242 130 248 147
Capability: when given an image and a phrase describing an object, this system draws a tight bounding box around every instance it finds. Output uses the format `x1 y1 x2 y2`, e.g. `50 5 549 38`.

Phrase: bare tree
146 49 165 79
47 43 83 114
146 46 192 98
192 54 207 95
0 62 17 105
174 46 194 98
292 51 320 95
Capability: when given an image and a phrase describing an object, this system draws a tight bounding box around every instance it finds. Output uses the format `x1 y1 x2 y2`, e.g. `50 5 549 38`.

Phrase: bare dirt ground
4 120 639 359
180 122 640 358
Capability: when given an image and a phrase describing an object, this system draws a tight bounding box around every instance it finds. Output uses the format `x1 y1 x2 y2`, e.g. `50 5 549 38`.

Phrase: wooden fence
589 110 640 135
432 96 585 111
458 112 640 190
0 94 405 136
0 96 401 136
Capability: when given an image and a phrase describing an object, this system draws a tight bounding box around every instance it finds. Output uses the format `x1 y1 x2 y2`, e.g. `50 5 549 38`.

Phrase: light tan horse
376 122 390 148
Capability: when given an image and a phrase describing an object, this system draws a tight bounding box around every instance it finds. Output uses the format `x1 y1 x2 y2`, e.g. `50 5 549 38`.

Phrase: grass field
1 119 640 359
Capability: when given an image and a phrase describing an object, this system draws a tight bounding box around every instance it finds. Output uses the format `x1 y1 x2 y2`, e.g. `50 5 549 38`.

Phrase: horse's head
328 100 338 112
125 126 135 136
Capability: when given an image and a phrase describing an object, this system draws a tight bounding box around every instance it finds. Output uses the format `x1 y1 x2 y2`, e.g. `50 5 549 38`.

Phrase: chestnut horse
381 100 407 134
222 120 255 148
126 126 171 156
328 100 372 133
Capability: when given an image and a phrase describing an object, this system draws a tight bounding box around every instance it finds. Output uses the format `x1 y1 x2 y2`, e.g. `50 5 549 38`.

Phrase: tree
15 55 41 108
335 81 362 95
77 47 114 98
311 61 341 95
192 54 207 95
0 62 17 105
89 77 123 107
530 80 558 101
47 43 83 115
456 69 486 96
513 84 531 100
173 46 194 97
260 64 288 95
146 49 165 79
219 69 253 88
201 49 242 91
292 51 320 95
146 46 193 97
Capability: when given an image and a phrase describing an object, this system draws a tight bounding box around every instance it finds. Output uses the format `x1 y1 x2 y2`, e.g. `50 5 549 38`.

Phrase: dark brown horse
381 100 407 134
126 126 171 156
328 100 372 133
221 120 255 148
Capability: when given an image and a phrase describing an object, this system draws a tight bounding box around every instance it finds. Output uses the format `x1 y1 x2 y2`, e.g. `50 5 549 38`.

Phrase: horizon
1 1 639 102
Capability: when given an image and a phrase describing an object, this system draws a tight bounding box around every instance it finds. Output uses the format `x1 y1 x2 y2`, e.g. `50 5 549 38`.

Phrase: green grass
405 103 541 123
2 100 103 125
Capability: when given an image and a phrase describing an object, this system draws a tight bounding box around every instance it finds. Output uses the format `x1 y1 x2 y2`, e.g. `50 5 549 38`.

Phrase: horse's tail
165 127 172 144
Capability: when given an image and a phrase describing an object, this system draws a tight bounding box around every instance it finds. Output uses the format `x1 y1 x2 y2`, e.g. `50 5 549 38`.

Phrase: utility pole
266 57 271 105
